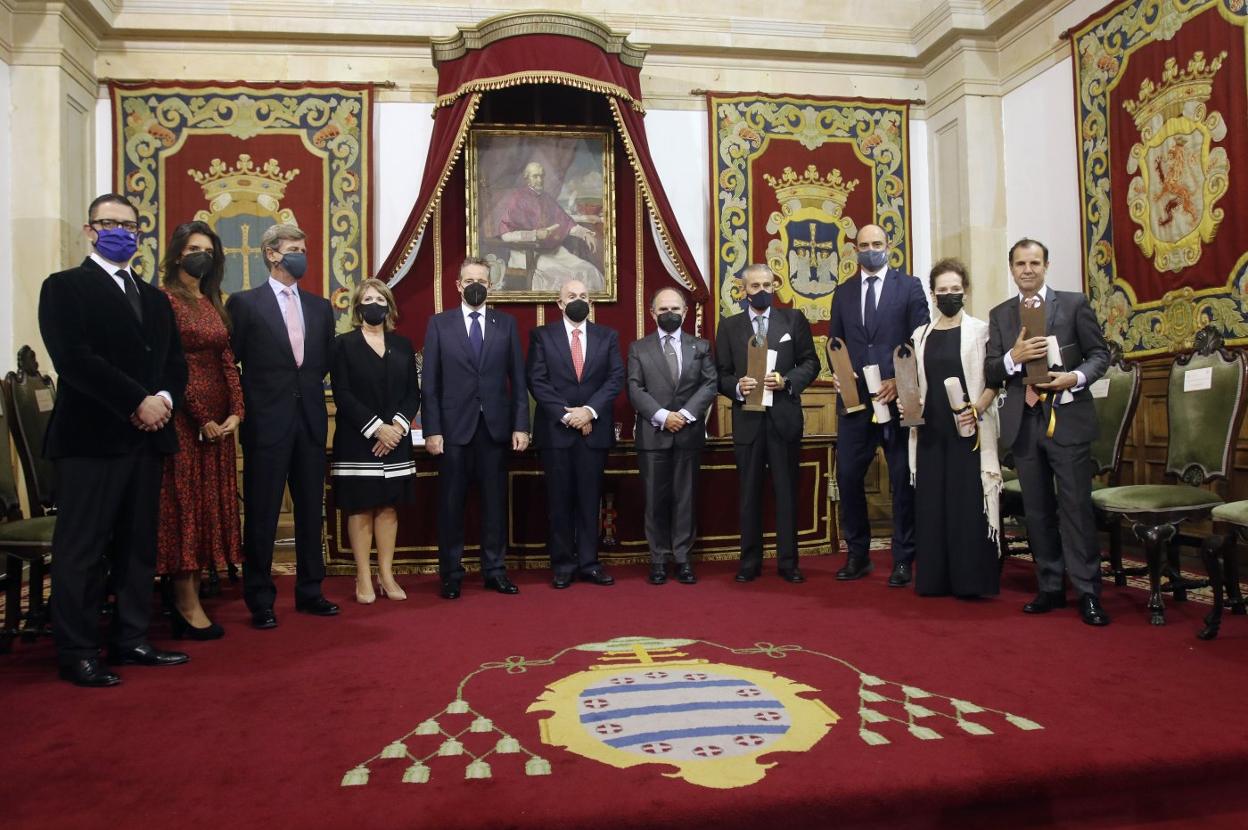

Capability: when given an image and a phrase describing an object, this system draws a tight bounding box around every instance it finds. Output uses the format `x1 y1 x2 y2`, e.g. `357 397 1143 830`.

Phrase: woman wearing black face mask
902 259 1001 599
329 279 421 604
155 221 243 639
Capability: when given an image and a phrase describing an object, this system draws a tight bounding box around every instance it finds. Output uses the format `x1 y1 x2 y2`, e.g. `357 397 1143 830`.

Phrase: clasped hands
564 406 594 436
131 395 171 432
738 371 787 397
201 414 241 442
1011 327 1077 391
371 421 406 458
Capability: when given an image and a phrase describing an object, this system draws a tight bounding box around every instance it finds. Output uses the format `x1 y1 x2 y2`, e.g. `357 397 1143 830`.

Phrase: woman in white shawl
903 259 1002 598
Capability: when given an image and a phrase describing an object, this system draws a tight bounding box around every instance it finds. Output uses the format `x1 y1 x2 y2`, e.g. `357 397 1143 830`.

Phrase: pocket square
779 332 792 343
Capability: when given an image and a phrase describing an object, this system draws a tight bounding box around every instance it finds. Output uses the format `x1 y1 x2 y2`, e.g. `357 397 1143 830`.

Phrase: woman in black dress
905 259 1002 598
330 279 420 604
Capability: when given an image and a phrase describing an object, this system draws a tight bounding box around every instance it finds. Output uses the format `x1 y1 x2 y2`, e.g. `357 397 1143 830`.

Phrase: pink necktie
283 287 305 367
571 328 584 381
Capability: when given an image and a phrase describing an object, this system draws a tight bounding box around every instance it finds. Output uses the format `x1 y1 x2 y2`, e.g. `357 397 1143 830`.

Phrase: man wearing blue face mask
38 193 189 686
828 223 930 588
225 224 338 628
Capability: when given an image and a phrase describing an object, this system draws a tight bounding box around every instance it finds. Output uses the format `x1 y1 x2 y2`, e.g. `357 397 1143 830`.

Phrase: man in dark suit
627 286 717 585
422 257 530 599
226 223 338 628
828 223 930 587
716 263 821 583
38 193 189 686
986 238 1111 625
527 278 625 588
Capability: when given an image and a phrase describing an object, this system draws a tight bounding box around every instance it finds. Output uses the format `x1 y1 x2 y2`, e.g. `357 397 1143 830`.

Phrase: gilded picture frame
466 124 616 302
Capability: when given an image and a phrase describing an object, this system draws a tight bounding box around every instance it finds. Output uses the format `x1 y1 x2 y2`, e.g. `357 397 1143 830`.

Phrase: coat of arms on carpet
341 636 1043 791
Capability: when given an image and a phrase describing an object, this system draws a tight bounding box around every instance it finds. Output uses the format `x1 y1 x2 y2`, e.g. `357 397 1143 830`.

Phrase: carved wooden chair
1091 328 1246 626
1088 343 1143 586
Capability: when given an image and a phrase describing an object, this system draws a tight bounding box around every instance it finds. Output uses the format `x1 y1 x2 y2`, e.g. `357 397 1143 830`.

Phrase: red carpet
3 556 1248 830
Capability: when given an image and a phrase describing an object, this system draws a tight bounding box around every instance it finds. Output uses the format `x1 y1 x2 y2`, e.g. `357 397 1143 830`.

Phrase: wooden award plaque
893 342 925 427
1018 303 1050 385
826 337 865 413
744 335 769 412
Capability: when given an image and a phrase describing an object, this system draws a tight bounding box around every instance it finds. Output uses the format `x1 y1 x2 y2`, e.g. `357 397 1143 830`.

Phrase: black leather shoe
836 558 873 581
252 608 278 629
1022 591 1068 614
579 568 615 586
59 658 122 687
1079 594 1110 626
295 597 340 616
779 568 806 584
552 574 573 589
887 562 912 587
440 580 462 600
735 565 761 583
107 643 189 667
649 564 667 585
483 576 519 595
676 564 697 584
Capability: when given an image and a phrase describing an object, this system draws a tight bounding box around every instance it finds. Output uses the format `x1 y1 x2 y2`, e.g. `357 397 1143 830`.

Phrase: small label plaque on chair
1090 378 1111 399
1183 366 1212 393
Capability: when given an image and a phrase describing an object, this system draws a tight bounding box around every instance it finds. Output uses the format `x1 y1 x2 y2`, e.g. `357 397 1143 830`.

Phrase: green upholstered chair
1199 507 1248 640
7 347 57 515
1091 328 1246 626
1088 344 1143 586
0 353 57 652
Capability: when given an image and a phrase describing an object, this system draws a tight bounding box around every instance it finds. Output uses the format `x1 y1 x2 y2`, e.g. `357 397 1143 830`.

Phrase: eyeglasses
90 219 140 233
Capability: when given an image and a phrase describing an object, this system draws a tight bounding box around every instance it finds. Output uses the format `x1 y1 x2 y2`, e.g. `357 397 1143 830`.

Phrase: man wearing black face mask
527 278 625 588
627 287 718 584
225 223 338 627
715 263 820 583
828 223 930 588
38 193 189 686
422 258 530 599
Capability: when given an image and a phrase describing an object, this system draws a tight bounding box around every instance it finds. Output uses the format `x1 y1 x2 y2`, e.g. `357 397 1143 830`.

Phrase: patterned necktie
864 275 879 332
571 327 584 381
754 314 767 339
282 286 305 367
468 311 483 365
1023 295 1042 407
118 269 142 321
663 335 679 383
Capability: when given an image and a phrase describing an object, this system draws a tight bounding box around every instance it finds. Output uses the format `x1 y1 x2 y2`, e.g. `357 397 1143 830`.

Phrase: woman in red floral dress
156 221 243 639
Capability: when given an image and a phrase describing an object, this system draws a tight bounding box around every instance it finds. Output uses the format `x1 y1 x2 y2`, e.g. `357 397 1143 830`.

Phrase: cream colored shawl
906 314 1002 541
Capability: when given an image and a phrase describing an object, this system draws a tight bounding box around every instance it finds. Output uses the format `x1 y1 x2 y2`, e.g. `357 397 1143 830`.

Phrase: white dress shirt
859 265 887 323
1001 284 1086 390
650 328 697 428
561 316 597 422
462 302 487 339
90 251 171 409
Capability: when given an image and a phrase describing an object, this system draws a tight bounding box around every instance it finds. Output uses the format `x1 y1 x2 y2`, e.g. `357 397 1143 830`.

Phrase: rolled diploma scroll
1045 336 1062 369
863 364 892 424
944 377 977 438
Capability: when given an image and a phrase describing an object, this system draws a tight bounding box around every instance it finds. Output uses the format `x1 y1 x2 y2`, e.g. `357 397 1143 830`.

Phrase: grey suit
986 287 1109 596
627 330 717 565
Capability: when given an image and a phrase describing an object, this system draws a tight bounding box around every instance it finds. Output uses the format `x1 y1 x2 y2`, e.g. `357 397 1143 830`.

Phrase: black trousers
438 414 508 582
638 446 700 565
1013 405 1101 597
540 441 606 579
836 409 915 564
241 415 326 611
734 420 800 572
51 450 162 662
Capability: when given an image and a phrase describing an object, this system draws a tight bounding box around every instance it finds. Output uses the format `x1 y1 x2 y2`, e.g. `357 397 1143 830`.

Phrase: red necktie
1023 295 1042 407
571 327 584 381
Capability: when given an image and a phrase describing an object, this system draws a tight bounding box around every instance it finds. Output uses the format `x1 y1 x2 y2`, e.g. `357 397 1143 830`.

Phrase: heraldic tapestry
1072 0 1248 358
110 82 373 329
708 93 911 380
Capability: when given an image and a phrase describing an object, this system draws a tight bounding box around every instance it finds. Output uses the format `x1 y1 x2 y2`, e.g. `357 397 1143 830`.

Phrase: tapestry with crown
109 82 373 330
706 93 911 382
1071 0 1248 358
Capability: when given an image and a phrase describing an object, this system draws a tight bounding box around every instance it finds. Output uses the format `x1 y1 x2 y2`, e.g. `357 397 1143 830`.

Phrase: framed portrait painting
467 125 616 302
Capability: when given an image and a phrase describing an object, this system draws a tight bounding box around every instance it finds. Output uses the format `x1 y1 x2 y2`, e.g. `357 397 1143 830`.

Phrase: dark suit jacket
715 306 820 444
526 320 624 450
421 306 529 445
627 330 717 450
38 257 187 458
827 267 930 408
985 288 1110 448
225 282 334 449
330 329 420 460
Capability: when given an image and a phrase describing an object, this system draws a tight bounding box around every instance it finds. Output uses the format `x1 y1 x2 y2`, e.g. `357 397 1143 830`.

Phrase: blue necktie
468 311 483 365
863 276 879 333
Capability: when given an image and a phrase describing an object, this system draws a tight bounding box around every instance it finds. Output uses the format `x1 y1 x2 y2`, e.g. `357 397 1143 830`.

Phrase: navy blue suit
526 320 624 578
828 267 930 565
422 305 529 581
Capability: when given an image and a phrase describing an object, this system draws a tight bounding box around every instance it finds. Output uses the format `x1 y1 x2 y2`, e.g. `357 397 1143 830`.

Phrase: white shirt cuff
679 409 695 423
652 408 670 429
156 391 173 407
1073 371 1087 392
585 406 598 420
1003 352 1022 375
362 416 383 438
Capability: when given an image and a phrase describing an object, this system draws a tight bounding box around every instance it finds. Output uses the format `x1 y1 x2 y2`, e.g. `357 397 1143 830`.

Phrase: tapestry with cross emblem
707 93 912 382
1071 0 1248 358
109 82 373 331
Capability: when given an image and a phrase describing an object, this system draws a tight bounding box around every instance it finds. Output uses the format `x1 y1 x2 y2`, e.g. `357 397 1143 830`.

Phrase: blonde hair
350 278 398 330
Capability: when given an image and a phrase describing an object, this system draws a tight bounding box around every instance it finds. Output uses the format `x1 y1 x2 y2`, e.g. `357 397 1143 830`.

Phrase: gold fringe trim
436 72 645 113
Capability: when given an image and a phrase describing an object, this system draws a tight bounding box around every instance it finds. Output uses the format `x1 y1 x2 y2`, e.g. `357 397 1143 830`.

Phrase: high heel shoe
356 579 377 604
170 608 224 641
377 576 407 601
